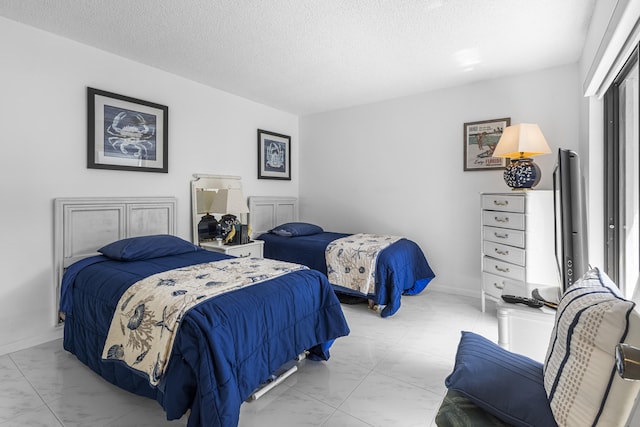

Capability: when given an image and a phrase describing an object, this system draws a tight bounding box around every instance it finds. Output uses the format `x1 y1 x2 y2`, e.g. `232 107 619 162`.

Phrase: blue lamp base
503 158 541 190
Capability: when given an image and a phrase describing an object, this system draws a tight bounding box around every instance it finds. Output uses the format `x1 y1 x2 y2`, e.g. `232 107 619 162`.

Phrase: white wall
0 17 299 355
300 64 582 297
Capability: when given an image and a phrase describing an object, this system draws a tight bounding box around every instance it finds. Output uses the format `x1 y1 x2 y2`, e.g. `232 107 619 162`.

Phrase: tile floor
0 290 499 427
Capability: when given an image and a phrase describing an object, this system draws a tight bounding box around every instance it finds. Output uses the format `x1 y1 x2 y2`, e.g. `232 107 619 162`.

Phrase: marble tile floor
0 290 499 427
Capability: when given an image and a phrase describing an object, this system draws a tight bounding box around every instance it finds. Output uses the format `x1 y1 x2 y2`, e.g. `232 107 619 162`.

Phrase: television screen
553 148 589 292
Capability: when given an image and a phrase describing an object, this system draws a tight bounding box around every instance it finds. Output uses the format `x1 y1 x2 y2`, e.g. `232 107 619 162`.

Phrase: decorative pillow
269 222 324 237
445 331 557 427
544 267 640 427
99 234 201 261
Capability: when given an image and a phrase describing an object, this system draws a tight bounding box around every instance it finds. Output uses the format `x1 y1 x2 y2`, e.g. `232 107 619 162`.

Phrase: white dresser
480 191 559 312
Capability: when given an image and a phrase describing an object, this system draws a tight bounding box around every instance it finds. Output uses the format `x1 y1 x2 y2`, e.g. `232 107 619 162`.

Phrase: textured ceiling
0 0 596 115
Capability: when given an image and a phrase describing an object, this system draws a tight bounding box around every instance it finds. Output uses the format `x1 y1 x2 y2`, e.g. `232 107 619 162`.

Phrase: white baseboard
426 282 481 299
0 327 63 356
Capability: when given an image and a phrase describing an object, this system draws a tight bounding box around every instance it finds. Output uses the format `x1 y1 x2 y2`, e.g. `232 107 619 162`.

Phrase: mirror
190 174 246 245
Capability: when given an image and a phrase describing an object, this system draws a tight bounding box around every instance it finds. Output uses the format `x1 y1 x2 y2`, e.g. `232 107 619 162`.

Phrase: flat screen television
553 148 589 292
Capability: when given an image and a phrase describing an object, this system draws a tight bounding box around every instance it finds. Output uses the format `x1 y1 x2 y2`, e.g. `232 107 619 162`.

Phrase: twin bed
248 196 435 318
54 197 349 427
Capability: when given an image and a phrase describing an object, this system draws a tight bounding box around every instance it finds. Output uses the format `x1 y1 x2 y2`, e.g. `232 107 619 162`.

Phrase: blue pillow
269 222 324 237
445 331 557 427
99 234 202 261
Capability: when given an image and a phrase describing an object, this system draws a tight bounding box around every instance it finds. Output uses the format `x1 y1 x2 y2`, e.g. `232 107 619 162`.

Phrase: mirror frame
190 174 243 245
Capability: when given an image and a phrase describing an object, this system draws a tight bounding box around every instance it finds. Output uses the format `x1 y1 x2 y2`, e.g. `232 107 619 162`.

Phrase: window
604 46 639 298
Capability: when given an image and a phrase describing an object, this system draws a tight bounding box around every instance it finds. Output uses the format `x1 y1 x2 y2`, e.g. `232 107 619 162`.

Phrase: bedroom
1 0 638 425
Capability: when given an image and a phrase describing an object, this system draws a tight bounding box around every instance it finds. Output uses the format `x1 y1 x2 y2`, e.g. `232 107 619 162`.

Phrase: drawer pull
493 232 509 239
494 248 509 256
494 265 510 273
493 281 505 289
238 252 251 258
493 200 509 206
494 216 509 223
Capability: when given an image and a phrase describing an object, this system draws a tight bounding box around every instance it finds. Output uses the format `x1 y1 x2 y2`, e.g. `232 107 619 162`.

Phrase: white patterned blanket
101 257 307 386
326 233 401 295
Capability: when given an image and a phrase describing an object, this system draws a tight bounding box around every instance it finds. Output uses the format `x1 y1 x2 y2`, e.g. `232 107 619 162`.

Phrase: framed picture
463 117 510 171
87 87 168 173
257 129 291 180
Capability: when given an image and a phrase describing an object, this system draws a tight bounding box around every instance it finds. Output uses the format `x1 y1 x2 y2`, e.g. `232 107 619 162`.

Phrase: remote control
531 288 559 309
501 294 544 308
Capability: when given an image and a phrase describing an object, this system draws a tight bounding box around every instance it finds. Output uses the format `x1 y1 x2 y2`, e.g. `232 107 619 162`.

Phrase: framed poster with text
463 117 510 171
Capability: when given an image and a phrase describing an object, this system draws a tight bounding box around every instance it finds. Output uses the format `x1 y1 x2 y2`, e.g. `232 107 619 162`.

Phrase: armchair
436 268 640 427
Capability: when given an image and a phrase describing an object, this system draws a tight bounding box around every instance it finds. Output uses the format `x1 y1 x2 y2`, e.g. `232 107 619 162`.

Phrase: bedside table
200 240 264 258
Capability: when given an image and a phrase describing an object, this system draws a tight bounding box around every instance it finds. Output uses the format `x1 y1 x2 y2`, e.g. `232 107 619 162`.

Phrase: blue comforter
258 232 435 317
61 250 349 427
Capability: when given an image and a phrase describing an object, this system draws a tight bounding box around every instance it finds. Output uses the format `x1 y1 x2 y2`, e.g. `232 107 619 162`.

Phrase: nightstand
497 300 556 362
200 240 264 258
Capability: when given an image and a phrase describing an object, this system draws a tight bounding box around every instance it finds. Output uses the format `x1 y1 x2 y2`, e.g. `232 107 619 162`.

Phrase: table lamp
492 123 551 190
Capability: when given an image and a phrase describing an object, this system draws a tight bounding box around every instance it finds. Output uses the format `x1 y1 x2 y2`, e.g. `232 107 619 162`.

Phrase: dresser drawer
482 272 527 299
481 194 525 213
482 210 525 230
483 241 525 266
483 226 525 247
483 256 525 281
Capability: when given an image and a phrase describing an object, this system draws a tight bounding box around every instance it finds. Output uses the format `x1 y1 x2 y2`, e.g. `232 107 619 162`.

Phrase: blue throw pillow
99 234 202 261
269 222 324 237
445 331 557 427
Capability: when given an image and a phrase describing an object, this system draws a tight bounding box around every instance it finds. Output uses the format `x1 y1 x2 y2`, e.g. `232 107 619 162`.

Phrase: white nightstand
497 300 556 362
200 240 264 258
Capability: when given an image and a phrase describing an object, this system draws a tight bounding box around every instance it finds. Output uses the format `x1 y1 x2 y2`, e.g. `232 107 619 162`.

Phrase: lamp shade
209 188 249 215
196 190 217 214
492 123 551 159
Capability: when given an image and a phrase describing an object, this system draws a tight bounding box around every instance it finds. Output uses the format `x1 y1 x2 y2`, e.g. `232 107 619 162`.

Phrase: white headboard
248 196 298 238
53 197 177 324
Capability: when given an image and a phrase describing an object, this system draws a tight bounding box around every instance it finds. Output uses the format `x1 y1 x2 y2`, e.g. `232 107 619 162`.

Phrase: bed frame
248 196 298 238
53 197 177 325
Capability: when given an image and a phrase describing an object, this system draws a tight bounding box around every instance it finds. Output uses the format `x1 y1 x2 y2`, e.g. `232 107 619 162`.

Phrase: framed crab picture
87 87 169 173
257 129 291 180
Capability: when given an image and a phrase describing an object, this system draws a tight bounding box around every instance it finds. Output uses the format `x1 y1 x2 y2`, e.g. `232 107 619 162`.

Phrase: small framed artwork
463 117 510 171
87 87 168 173
257 129 291 180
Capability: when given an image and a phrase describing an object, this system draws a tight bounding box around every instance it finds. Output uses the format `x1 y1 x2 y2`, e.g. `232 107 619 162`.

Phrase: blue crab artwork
265 140 285 170
104 106 156 160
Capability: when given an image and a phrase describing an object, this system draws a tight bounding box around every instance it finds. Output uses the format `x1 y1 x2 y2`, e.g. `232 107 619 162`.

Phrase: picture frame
463 117 510 171
87 87 168 173
257 129 291 180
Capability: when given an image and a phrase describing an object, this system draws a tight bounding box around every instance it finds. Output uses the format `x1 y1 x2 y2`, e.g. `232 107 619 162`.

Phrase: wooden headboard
248 196 298 238
53 197 177 324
